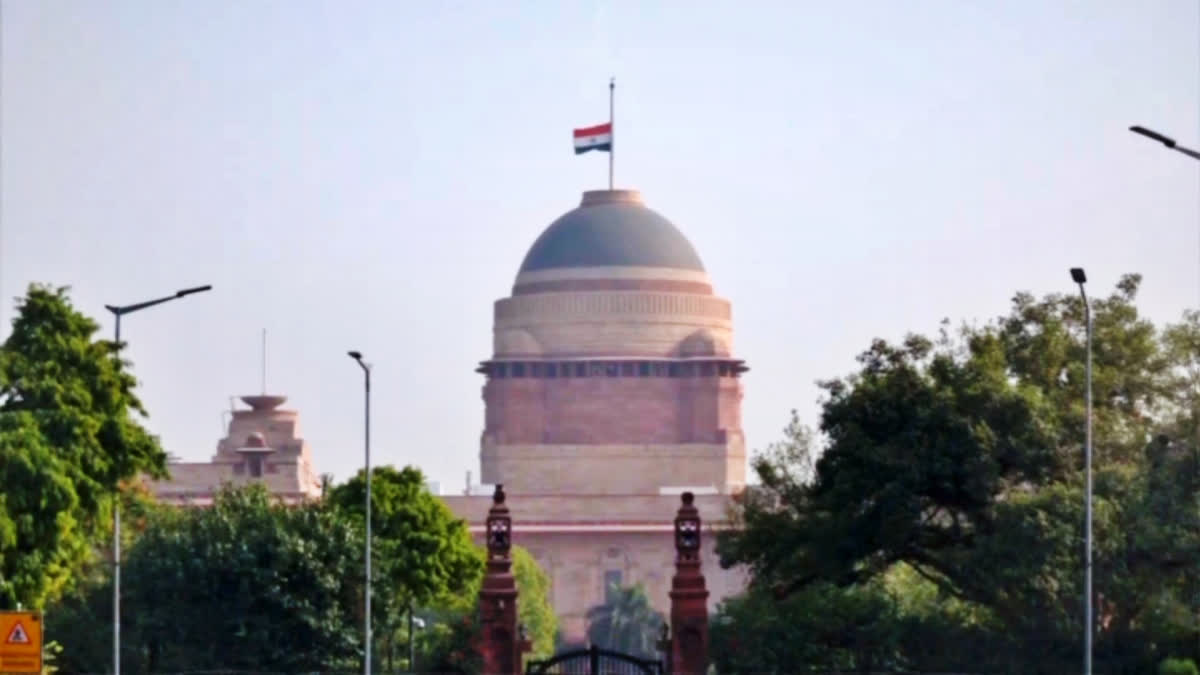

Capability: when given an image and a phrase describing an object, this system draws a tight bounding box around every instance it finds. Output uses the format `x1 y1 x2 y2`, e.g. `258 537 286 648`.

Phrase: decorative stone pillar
477 484 523 674
669 492 709 675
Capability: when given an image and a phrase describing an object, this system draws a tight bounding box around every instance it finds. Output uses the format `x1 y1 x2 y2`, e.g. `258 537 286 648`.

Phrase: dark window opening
248 457 263 478
653 363 669 377
576 363 588 377
668 364 681 377
512 363 526 378
545 363 557 378
700 363 715 377
638 362 651 377
560 363 572 378
680 364 695 377
531 363 543 377
718 363 731 377
494 364 507 378
605 363 620 377
620 362 635 377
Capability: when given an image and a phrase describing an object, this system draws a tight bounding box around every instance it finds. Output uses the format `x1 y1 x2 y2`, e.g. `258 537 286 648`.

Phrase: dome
518 190 705 273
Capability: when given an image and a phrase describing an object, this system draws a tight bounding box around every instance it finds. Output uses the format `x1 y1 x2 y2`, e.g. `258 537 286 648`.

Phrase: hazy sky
2 1 1198 492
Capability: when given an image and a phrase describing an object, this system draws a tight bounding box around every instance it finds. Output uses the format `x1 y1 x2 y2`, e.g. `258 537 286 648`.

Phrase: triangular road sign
4 621 30 644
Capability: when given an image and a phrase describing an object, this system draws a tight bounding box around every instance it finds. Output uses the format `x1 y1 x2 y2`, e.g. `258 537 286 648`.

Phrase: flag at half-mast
573 122 612 154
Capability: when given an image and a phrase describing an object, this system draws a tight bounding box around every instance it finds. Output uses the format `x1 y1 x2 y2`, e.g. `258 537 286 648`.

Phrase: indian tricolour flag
573 122 613 154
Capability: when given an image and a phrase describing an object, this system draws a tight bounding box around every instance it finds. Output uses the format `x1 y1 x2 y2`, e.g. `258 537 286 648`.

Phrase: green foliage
585 583 664 660
718 275 1200 672
512 546 557 659
328 465 482 608
0 284 166 610
49 485 365 673
420 611 483 674
1162 657 1200 675
0 415 85 610
41 639 62 675
327 465 483 665
419 544 554 671
710 580 902 673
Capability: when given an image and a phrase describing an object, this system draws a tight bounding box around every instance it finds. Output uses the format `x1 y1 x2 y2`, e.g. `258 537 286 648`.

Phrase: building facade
442 188 748 640
148 394 323 505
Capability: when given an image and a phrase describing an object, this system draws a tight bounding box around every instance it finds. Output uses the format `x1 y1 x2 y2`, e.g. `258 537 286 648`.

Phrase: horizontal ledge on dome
511 279 715 296
475 358 749 377
479 356 745 363
580 189 643 206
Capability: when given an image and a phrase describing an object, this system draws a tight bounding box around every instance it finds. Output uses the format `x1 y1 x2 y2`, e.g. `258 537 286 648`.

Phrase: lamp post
348 350 372 675
1070 267 1093 675
1131 124 1200 654
1129 125 1200 303
1129 125 1200 161
105 284 212 675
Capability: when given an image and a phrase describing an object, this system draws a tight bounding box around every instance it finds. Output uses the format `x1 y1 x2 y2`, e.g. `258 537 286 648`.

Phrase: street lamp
105 284 212 675
1129 125 1200 161
1130 124 1200 309
1070 267 1093 675
348 350 372 675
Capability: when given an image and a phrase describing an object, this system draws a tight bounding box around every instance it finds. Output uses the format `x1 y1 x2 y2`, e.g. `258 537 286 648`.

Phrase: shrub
1160 657 1200 675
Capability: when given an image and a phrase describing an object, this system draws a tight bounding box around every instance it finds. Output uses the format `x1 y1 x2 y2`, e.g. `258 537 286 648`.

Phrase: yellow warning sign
0 611 41 674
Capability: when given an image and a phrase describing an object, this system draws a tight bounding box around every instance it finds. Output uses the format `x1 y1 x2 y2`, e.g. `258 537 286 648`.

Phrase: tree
585 583 664 660
326 465 483 665
709 579 903 673
48 485 365 673
512 546 557 659
718 275 1200 672
414 543 555 673
0 284 166 609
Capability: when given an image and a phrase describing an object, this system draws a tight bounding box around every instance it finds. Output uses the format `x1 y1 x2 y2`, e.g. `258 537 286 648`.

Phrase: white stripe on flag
574 132 613 150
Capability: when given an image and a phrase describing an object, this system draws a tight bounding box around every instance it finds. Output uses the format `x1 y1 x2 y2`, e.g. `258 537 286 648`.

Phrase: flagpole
608 77 615 190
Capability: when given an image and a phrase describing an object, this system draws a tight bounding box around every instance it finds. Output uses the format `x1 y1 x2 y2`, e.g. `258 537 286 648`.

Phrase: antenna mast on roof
261 328 267 394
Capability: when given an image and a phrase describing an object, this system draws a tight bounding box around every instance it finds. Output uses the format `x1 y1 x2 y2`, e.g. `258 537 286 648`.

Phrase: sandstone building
148 394 323 505
442 188 748 640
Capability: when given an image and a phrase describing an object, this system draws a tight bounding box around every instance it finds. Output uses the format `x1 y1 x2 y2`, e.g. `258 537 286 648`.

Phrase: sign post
0 611 43 674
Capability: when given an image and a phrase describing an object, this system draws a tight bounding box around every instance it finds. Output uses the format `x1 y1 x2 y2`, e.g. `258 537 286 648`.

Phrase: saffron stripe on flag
573 123 612 138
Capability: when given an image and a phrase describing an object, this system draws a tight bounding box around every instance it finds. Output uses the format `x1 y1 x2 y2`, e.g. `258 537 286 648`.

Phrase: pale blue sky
2 1 1198 491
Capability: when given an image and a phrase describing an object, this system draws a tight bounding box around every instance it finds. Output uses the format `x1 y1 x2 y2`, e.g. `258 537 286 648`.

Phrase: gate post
668 492 709 675
476 484 523 674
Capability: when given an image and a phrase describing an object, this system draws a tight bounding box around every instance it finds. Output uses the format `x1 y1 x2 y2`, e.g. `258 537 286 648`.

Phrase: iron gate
525 644 665 675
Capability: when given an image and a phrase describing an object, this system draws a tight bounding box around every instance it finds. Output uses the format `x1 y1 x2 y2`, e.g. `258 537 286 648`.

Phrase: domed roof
518 190 705 273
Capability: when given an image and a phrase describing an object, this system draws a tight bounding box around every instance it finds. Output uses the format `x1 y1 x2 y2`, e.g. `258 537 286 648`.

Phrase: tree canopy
718 275 1200 672
0 284 166 610
49 485 366 672
326 465 485 669
512 546 558 659
421 544 558 672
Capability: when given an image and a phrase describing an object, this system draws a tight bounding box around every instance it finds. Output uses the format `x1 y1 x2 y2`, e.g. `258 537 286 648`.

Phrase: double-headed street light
1070 267 1093 675
105 284 212 675
347 351 372 675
